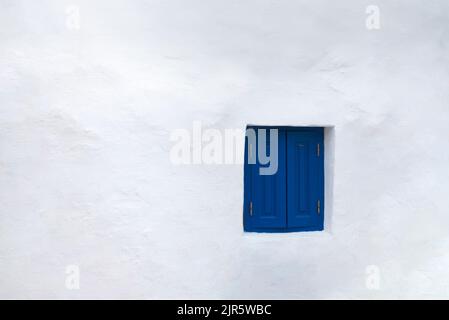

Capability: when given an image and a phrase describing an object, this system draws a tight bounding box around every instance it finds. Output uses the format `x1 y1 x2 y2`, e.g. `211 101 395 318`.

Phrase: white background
1 0 449 299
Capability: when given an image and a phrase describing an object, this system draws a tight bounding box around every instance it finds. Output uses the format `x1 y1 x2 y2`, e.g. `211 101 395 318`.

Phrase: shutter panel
286 130 324 230
244 128 286 231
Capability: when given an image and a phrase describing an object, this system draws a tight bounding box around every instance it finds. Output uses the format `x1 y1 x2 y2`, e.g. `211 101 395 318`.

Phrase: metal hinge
249 201 253 216
317 143 320 157
317 200 321 215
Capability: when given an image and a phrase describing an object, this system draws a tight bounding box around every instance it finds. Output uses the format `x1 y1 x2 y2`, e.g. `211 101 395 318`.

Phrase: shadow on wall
324 126 335 233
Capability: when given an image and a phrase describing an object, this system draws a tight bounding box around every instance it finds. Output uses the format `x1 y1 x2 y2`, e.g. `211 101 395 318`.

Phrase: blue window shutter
286 129 324 231
244 127 324 232
244 128 286 231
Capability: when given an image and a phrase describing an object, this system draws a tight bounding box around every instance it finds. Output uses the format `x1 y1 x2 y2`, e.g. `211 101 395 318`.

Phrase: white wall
1 0 449 299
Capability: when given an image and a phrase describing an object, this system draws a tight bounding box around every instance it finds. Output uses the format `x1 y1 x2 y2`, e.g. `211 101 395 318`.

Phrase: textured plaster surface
1 0 449 299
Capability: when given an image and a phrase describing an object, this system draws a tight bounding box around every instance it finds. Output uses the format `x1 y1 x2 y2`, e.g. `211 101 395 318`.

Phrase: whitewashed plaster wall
1 0 449 299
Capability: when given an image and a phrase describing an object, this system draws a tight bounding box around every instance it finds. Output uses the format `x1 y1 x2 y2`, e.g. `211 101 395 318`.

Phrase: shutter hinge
317 143 320 157
249 201 253 216
317 200 321 215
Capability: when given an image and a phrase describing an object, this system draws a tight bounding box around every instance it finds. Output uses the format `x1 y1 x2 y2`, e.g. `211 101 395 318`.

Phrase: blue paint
244 127 324 232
